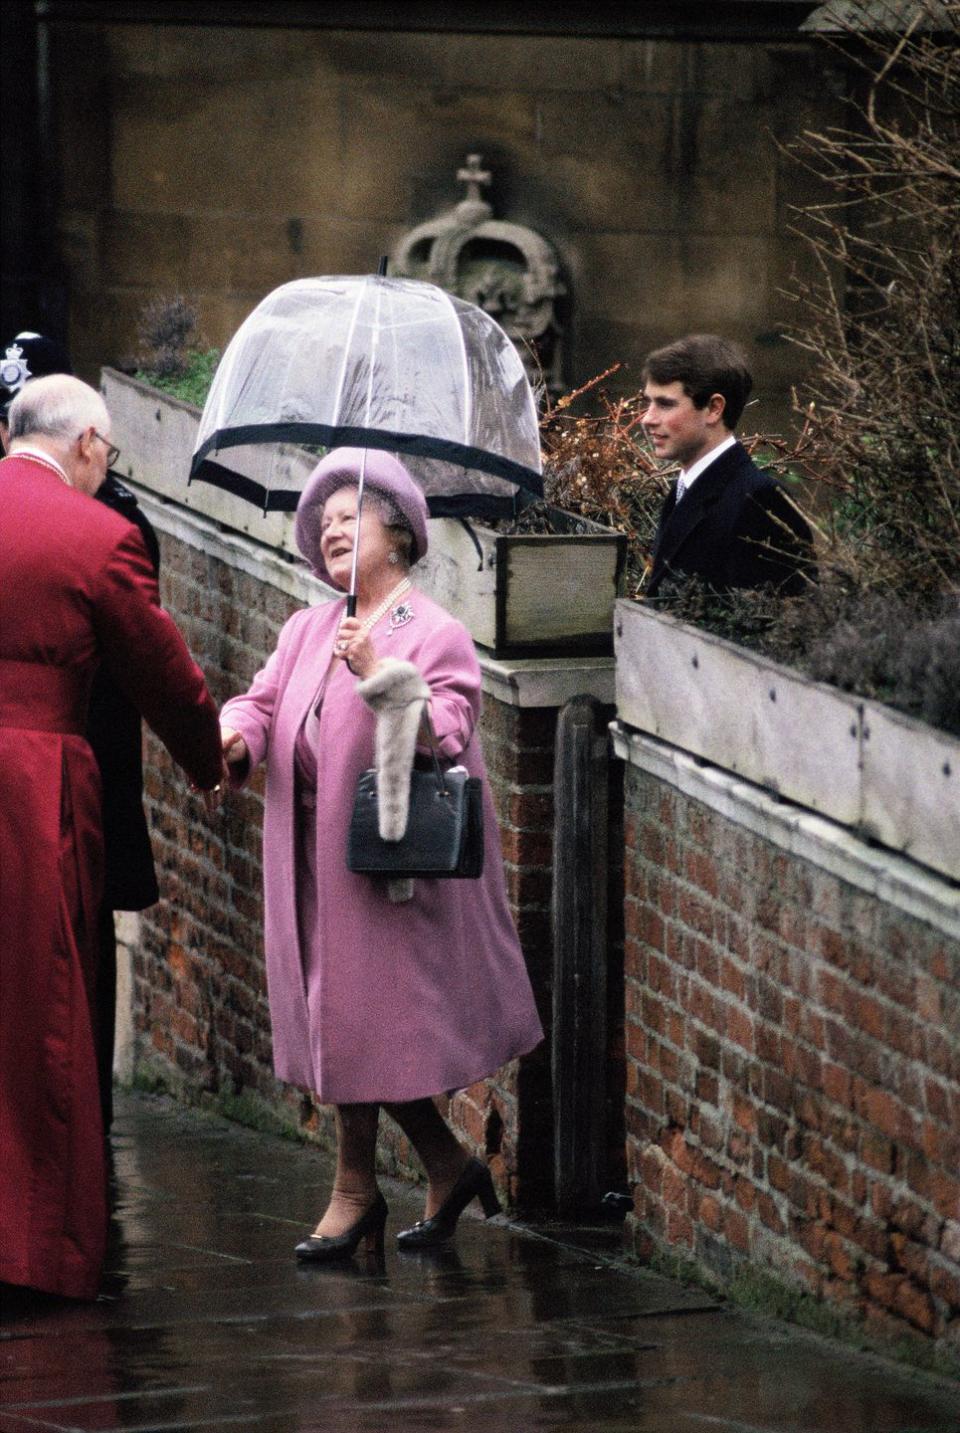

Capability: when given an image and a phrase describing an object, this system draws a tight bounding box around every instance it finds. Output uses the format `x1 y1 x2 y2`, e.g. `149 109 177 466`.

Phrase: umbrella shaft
347 447 369 617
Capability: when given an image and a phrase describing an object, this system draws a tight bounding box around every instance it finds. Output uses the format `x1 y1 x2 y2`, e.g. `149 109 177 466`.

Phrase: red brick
719 955 746 1000
625 1020 648 1063
666 1208 695 1247
941 1221 960 1262
755 1020 782 1065
930 1170 960 1223
724 1207 751 1253
692 1027 721 1070
924 1077 953 1127
662 1162 688 1212
856 1084 902 1142
640 1147 665 1195
758 1191 786 1235
647 952 678 1000
915 973 942 1024
894 1279 937 1334
677 889 716 940
699 1194 723 1231
639 1070 665 1114
885 1007 922 1061
689 982 722 1033
692 1148 724 1190
641 991 667 1037
817 966 848 1012
795 1217 827 1262
734 1176 756 1212
732 1095 757 1136
727 1004 755 1054
665 1088 689 1126
930 1259 960 1311
859 1129 899 1175
685 849 720 899
666 1009 686 1050
764 1067 793 1114
822 1062 852 1108
823 1229 855 1282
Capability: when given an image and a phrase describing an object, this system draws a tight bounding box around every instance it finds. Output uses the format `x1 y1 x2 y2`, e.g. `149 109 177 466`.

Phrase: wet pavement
2 1092 957 1432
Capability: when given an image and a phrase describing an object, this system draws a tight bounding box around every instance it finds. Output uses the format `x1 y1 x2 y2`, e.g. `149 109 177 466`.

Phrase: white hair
7 374 109 445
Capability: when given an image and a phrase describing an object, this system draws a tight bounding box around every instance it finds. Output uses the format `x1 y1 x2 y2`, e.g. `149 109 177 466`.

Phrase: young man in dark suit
641 334 815 598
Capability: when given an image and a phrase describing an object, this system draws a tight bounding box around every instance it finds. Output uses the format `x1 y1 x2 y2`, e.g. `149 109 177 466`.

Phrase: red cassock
0 453 221 1299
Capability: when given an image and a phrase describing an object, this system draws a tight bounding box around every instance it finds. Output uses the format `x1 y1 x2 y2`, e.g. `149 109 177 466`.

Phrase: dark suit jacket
88 474 161 910
647 441 815 599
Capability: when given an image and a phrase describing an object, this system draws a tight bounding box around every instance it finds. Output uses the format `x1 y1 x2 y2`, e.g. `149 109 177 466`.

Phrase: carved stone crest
392 155 565 394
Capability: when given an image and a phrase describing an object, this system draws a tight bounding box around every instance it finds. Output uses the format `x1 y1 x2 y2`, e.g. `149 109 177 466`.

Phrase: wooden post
552 694 609 1216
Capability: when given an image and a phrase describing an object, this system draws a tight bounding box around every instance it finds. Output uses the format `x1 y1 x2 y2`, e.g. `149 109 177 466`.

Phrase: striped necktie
675 474 687 504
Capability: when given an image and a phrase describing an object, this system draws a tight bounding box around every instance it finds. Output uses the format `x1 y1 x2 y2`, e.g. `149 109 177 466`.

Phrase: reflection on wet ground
1 1092 956 1431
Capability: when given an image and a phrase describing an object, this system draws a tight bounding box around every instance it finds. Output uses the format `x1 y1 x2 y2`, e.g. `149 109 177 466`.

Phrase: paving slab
1 1092 957 1433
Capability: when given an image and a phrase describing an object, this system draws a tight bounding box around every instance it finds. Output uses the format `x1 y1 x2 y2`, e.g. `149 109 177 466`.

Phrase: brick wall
623 762 960 1353
134 526 558 1210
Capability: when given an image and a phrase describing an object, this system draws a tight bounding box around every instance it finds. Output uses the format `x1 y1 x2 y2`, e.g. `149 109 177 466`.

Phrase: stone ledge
611 721 960 940
479 653 615 709
133 481 615 709
134 481 331 607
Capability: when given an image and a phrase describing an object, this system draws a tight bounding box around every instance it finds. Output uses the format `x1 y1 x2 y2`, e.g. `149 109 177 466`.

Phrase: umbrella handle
346 594 358 618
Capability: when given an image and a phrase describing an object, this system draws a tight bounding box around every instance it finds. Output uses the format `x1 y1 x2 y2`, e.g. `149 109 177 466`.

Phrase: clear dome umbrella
190 273 543 522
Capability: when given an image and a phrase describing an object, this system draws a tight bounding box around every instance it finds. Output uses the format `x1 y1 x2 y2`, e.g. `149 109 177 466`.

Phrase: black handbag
347 715 484 880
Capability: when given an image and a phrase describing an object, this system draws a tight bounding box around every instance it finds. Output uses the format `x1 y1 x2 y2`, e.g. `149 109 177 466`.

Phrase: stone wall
47 19 841 427
616 728 960 1357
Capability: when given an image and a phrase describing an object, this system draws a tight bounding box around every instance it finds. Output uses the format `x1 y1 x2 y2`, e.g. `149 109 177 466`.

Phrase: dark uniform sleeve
90 524 222 791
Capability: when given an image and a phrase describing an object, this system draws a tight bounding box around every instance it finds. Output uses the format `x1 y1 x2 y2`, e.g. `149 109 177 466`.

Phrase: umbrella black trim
189 422 544 502
191 458 536 523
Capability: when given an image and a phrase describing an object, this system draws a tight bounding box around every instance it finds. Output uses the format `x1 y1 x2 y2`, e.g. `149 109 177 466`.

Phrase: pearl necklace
355 577 412 635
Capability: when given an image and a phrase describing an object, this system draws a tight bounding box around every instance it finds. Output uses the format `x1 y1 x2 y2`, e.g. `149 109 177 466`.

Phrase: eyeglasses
83 429 121 467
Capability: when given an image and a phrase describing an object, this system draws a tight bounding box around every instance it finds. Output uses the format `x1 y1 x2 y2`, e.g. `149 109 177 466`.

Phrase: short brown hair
642 334 752 429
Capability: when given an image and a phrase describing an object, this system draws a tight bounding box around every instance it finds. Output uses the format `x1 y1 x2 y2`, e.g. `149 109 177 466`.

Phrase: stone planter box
615 598 960 883
102 368 304 554
414 507 626 657
103 368 626 657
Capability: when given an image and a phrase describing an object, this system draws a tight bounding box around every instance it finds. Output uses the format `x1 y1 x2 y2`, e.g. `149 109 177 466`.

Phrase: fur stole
356 658 431 904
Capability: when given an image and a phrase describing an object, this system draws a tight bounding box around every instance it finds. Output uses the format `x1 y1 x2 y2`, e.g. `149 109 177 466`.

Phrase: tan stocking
383 1097 469 1217
313 1103 381 1237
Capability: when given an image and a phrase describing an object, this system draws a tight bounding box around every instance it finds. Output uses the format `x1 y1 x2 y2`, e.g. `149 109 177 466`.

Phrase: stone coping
611 721 960 940
132 482 615 709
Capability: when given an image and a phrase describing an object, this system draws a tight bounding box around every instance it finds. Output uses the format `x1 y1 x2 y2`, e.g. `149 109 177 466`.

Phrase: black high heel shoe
294 1192 388 1262
396 1158 501 1250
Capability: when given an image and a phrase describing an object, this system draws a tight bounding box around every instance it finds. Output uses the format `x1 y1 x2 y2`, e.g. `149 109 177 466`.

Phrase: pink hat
295 447 429 588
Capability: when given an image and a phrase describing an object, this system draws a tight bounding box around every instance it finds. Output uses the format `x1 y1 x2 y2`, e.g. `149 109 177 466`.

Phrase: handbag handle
420 703 450 798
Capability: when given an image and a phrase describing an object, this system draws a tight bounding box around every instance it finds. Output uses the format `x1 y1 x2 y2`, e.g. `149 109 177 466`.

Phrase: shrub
134 295 220 407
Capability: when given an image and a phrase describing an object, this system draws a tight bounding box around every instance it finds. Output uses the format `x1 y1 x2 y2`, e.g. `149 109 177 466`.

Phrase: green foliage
134 294 220 408
136 346 221 409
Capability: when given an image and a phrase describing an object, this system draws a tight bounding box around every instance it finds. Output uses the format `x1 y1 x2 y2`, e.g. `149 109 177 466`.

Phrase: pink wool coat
220 588 543 1104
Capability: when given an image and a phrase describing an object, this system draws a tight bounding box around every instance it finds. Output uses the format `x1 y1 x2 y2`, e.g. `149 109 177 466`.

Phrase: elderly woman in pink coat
219 448 543 1261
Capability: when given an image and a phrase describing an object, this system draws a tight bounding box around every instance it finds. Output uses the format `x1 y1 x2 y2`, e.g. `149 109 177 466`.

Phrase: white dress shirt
675 434 737 503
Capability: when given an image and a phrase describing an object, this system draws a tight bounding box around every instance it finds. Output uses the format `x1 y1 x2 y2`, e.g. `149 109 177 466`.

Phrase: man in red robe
0 373 222 1300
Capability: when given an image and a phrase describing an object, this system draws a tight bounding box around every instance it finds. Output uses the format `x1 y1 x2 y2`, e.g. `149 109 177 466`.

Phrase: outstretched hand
197 728 247 813
222 728 248 767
